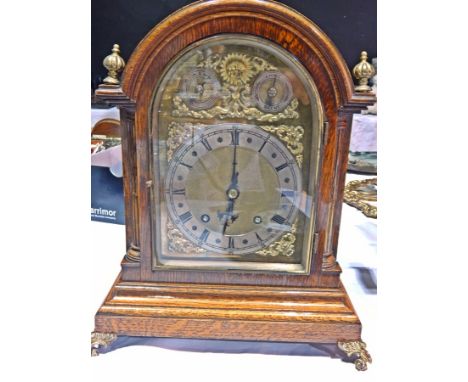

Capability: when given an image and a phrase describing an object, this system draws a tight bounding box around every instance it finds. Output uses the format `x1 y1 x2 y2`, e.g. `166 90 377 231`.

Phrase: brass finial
352 51 376 92
102 44 125 85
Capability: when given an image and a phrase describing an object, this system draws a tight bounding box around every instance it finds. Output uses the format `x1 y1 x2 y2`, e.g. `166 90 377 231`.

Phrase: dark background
91 0 377 90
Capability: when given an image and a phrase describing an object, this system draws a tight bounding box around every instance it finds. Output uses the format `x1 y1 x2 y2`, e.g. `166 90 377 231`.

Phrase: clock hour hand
228 132 239 190
219 199 239 235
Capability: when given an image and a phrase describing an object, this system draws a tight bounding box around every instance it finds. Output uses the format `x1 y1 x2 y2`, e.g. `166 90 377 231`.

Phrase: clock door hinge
312 232 320 256
322 121 329 145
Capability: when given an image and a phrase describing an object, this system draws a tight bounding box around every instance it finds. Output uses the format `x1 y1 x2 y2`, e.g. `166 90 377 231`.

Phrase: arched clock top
120 0 375 113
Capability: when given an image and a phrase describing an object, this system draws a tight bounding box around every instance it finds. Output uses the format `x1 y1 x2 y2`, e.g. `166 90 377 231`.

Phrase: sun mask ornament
220 53 254 86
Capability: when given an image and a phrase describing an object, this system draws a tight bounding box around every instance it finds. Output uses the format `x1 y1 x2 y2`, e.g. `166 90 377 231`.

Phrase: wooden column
94 86 141 271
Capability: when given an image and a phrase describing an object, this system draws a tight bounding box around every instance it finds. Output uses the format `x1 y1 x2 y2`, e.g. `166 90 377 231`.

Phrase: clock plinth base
93 273 369 369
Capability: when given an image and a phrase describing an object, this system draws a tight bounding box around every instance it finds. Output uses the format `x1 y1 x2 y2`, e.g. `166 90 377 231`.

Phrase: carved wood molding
94 85 135 111
97 277 360 326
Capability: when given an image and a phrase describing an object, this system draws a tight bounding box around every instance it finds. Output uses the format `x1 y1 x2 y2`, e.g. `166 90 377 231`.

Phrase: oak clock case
93 0 375 371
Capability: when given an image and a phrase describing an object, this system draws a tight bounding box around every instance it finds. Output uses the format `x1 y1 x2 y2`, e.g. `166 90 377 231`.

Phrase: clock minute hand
228 135 239 190
221 129 240 235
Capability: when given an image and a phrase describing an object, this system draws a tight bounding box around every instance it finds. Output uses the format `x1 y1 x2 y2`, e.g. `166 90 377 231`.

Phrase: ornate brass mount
167 220 206 255
102 44 126 85
256 223 297 257
343 178 377 218
352 51 376 93
172 52 299 122
91 332 117 356
337 340 372 371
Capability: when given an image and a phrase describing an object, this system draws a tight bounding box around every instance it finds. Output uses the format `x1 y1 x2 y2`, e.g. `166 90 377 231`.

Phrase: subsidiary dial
180 67 221 110
252 71 293 113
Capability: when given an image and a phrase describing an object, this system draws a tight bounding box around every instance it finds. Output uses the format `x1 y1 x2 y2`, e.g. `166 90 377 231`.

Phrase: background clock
93 0 375 371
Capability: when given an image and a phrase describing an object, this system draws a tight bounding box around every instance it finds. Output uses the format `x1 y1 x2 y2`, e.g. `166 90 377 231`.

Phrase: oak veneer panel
95 316 361 343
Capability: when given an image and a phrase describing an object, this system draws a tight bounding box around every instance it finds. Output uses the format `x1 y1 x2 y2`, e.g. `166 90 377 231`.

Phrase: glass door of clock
149 34 323 274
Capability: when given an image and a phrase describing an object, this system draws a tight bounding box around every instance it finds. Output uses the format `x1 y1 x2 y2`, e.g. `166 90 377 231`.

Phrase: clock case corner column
94 86 141 281
315 100 374 288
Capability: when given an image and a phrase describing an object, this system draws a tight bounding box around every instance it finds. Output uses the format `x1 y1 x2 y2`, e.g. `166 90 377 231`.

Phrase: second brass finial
352 51 375 93
102 44 125 86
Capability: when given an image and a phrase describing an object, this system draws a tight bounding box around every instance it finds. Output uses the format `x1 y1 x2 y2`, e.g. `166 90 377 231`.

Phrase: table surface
91 173 377 381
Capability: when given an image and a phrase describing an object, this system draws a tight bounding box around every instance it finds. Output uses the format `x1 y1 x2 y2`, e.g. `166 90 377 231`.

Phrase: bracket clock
92 0 375 371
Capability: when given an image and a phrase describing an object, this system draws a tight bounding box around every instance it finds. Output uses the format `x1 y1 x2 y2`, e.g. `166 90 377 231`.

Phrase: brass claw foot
91 332 117 356
337 340 372 371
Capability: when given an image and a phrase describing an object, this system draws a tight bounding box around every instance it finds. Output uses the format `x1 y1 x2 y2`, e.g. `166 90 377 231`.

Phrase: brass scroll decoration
172 52 299 122
343 178 377 218
167 122 205 161
260 125 304 168
167 220 206 255
256 223 297 257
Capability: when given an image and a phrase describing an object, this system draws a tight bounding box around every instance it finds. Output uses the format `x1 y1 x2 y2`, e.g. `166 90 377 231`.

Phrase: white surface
91 144 123 177
91 107 123 176
91 107 120 128
91 173 377 381
350 114 377 152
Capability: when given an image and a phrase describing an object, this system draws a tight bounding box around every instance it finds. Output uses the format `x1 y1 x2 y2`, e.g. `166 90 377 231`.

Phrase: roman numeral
180 162 193 169
201 137 212 151
179 211 192 223
275 163 289 172
255 232 263 243
258 139 267 153
228 237 235 249
230 128 239 145
172 189 186 195
271 214 287 225
199 229 210 243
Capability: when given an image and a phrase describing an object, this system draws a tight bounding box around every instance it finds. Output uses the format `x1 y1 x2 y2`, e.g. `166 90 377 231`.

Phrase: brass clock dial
165 123 302 255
